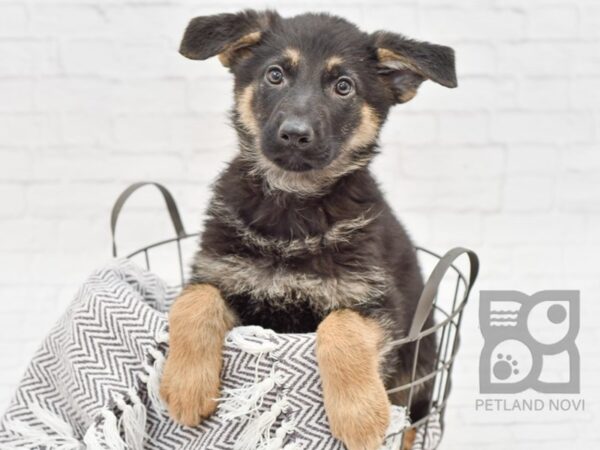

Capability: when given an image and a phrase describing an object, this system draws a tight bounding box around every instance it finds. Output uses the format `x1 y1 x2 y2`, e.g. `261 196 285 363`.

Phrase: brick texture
0 1 599 448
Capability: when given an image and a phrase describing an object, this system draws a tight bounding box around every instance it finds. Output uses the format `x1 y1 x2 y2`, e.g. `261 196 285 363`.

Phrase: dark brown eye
266 66 284 84
335 78 353 96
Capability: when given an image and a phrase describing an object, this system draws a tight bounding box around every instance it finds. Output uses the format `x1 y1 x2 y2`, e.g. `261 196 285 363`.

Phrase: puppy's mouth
268 153 319 172
261 145 334 173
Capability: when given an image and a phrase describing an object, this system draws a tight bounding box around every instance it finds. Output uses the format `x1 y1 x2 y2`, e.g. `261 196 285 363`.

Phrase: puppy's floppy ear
372 31 457 104
179 10 278 67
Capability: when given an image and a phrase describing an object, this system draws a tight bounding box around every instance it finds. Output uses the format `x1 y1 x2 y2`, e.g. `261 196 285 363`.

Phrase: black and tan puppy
160 10 456 450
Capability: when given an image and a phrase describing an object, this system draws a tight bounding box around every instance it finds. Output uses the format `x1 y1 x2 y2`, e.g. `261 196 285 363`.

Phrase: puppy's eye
335 78 353 96
266 66 284 85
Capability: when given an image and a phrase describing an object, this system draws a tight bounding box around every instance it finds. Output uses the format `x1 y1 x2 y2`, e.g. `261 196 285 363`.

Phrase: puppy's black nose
278 118 314 148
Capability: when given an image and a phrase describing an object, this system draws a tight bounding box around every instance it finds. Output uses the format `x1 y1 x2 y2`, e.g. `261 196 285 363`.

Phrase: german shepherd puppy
160 10 456 450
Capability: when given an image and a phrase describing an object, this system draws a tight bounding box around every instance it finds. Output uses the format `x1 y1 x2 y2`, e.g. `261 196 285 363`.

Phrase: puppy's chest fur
190 170 390 333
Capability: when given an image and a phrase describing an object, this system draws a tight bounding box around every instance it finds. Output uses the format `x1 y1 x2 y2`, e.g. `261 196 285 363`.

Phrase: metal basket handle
110 182 187 257
408 247 479 340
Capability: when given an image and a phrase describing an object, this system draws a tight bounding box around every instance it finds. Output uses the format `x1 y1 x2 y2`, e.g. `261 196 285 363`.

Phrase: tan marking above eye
283 48 301 66
325 56 344 71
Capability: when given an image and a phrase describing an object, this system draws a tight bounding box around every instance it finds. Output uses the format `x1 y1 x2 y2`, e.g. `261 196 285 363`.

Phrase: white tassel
219 369 286 420
100 408 126 450
127 388 148 449
29 402 76 439
257 417 297 450
156 329 169 345
3 418 43 441
114 389 147 450
140 346 167 413
83 421 105 450
228 326 280 390
227 326 278 354
234 398 290 450
3 419 64 449
3 404 83 450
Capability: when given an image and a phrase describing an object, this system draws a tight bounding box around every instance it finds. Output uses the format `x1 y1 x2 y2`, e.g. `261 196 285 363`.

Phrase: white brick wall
0 0 599 448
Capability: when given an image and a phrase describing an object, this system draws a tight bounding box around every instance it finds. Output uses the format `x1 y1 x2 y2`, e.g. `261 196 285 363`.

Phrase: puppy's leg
402 428 416 450
316 309 390 450
160 284 236 426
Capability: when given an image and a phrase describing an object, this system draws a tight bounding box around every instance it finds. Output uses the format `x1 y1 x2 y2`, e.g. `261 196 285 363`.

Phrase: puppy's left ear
179 10 278 67
372 31 457 104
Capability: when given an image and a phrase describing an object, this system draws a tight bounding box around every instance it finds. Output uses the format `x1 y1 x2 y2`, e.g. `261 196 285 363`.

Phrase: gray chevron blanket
0 259 441 449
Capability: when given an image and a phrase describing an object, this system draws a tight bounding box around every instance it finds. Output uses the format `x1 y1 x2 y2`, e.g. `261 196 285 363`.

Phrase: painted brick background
0 0 599 448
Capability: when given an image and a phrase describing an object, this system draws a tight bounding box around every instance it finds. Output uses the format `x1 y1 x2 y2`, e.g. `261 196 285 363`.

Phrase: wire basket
110 182 479 450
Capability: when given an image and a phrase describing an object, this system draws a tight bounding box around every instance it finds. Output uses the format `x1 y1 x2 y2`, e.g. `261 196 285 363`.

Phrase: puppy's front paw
159 283 234 427
160 356 221 427
402 428 417 450
317 310 391 450
325 378 390 450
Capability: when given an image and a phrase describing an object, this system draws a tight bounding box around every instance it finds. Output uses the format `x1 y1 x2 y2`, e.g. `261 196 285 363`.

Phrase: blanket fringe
140 344 168 414
227 326 278 354
234 398 291 450
100 408 126 450
219 367 287 420
156 329 169 345
30 402 77 439
256 417 297 450
225 327 303 450
82 394 147 450
114 389 147 450
83 422 103 449
3 404 82 450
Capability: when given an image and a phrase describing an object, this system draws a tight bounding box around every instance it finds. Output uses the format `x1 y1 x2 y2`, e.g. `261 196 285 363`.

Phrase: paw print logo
479 290 580 394
493 354 519 380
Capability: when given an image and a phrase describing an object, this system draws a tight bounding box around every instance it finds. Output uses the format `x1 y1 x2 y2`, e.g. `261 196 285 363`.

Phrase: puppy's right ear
179 10 278 67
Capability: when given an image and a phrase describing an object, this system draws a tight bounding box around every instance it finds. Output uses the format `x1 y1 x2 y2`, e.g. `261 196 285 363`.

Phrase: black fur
181 10 457 422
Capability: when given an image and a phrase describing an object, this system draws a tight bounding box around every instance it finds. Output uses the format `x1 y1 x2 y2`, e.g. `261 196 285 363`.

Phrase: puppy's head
180 10 457 194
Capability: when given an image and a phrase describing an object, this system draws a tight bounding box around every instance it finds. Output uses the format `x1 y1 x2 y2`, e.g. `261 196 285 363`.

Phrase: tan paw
317 310 392 450
160 357 221 427
402 428 417 450
159 284 234 427
325 378 390 450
